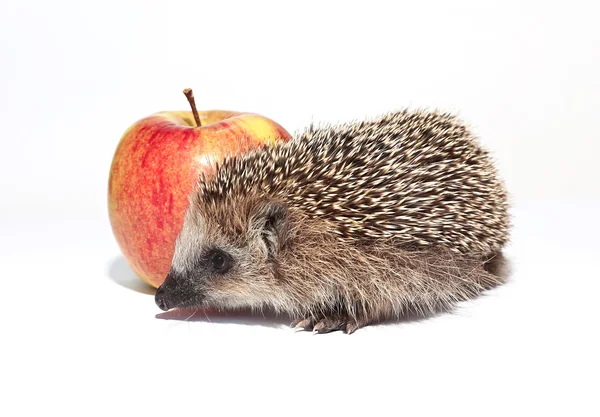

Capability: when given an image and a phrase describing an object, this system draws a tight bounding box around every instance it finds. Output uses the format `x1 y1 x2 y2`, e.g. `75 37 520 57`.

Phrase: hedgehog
154 109 510 334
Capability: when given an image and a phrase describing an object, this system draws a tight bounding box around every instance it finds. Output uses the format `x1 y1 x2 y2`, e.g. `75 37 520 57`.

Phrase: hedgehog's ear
250 201 289 258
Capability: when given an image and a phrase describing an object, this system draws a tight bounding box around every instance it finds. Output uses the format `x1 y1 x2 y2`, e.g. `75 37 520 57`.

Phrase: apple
108 89 291 288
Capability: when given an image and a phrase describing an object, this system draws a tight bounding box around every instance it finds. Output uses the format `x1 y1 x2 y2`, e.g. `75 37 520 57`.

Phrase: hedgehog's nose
155 285 171 311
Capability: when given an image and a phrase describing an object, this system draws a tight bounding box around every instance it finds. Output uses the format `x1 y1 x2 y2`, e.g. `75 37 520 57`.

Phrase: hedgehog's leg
290 304 370 334
291 314 363 334
290 304 344 332
290 315 343 333
291 315 342 332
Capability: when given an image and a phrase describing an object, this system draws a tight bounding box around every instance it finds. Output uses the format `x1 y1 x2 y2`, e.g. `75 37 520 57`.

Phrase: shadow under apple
106 256 155 295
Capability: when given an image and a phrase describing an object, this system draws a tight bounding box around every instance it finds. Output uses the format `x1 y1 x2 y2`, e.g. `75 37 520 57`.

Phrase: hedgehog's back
201 110 510 255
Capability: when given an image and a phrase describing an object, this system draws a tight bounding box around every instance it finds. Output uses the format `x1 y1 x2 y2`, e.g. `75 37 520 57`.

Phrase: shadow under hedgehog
155 109 510 334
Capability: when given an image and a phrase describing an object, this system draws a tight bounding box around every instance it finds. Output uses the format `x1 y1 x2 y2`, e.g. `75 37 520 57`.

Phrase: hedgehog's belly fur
271 212 507 331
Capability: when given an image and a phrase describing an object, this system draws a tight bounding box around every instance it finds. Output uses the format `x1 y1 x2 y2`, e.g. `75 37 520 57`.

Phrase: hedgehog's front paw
290 315 363 334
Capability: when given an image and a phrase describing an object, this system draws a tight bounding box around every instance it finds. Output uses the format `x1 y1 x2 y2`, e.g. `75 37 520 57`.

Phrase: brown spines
198 109 510 255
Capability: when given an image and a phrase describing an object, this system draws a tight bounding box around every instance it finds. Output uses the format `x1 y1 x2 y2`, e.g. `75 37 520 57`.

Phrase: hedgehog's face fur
155 195 293 313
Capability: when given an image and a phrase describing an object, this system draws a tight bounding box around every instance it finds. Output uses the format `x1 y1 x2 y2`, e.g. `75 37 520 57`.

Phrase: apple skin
108 110 291 288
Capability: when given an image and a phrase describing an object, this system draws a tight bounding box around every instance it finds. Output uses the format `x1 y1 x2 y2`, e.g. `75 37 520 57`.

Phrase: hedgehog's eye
213 253 225 269
208 249 233 274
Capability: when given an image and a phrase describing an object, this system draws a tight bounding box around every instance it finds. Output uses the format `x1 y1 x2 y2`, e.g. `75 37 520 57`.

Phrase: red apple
108 96 291 288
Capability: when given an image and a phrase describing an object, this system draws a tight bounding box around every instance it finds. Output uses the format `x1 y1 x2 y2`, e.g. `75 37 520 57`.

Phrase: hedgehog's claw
312 316 348 334
291 318 314 331
345 321 361 335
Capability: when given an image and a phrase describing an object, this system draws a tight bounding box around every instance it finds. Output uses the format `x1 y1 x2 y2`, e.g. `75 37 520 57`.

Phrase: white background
1 0 599 416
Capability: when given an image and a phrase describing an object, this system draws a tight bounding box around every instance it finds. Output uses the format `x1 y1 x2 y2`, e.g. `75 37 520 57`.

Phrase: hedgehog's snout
155 272 179 311
155 285 170 311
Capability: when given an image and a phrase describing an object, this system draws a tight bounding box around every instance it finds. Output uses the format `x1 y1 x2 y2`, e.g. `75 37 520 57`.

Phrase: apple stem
183 88 202 127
